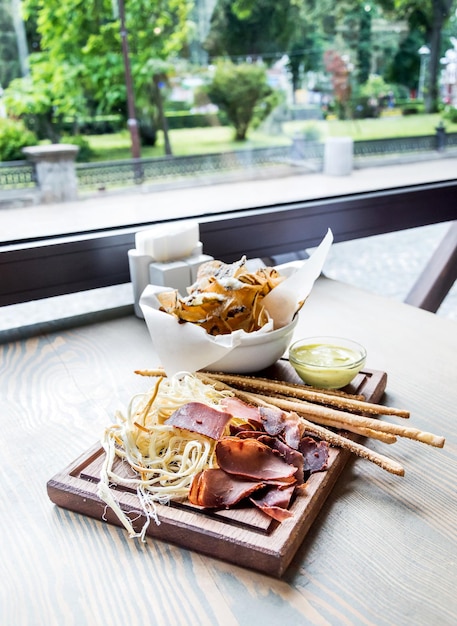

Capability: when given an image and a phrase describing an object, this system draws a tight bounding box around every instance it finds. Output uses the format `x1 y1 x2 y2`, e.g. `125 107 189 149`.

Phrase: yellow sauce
290 343 364 389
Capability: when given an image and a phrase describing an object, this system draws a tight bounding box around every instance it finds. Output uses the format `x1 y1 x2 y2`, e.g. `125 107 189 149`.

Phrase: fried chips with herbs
157 257 285 335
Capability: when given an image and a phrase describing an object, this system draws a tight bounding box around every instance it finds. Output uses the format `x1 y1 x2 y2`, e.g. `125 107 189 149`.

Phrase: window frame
1 179 456 309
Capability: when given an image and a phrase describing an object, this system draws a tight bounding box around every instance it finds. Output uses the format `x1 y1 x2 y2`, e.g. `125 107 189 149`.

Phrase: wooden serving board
47 364 387 578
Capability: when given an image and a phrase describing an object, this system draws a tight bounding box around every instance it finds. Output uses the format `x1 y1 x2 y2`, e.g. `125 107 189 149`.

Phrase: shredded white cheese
97 373 233 540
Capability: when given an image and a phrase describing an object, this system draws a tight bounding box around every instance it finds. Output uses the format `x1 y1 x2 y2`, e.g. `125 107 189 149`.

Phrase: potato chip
156 290 179 311
158 257 285 335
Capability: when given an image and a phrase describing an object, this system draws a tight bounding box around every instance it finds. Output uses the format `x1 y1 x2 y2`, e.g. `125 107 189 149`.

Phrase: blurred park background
1 0 457 170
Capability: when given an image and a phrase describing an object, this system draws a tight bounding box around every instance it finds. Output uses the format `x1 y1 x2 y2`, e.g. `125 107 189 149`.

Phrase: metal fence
354 134 438 157
0 160 36 190
2 131 457 194
74 133 457 192
446 131 457 148
75 146 291 191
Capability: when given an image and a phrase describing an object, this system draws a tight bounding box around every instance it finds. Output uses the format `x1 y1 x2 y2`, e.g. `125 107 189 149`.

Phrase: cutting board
47 364 387 577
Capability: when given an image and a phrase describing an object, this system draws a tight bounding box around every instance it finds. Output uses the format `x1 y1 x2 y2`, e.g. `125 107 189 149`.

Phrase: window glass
0 1 456 327
1 0 457 218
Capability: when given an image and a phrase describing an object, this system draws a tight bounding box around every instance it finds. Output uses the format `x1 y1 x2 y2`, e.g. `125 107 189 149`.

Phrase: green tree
284 22 326 98
0 117 37 161
357 5 372 85
385 28 423 93
204 0 325 94
378 0 457 111
0 118 37 161
4 53 87 140
9 0 193 145
0 0 22 87
205 0 301 60
205 60 275 140
331 0 375 88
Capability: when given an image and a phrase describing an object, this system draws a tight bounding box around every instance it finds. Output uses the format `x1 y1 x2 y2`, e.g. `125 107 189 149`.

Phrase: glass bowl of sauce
289 336 367 389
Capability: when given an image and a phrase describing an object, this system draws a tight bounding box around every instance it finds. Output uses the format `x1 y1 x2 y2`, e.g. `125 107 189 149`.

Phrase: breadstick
136 368 408 419
197 373 405 475
135 368 167 377
323 424 397 444
136 369 443 447
203 371 410 418
204 370 366 400
296 418 404 475
245 392 445 448
135 367 362 397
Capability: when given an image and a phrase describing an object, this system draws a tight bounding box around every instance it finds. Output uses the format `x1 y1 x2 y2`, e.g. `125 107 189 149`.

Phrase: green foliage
0 1 22 87
61 115 124 135
358 75 393 99
15 0 193 144
402 103 425 115
357 6 372 84
206 60 275 141
3 53 87 141
442 106 457 123
205 0 304 59
0 118 38 161
384 28 423 91
296 124 322 141
378 0 455 112
61 134 94 161
338 2 373 86
14 0 455 147
351 97 380 119
350 75 403 118
164 112 226 129
251 89 284 130
165 101 192 112
205 0 325 95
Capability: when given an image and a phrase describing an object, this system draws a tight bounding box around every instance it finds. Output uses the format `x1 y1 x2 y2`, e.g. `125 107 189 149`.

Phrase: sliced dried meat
259 406 286 436
282 416 302 450
250 484 295 521
189 468 264 508
227 432 306 485
231 428 264 438
220 397 263 427
216 437 297 482
166 402 232 440
257 435 306 485
259 406 303 450
299 436 329 473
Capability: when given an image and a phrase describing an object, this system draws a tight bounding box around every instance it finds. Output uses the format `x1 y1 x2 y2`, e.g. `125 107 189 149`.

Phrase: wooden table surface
1 277 456 626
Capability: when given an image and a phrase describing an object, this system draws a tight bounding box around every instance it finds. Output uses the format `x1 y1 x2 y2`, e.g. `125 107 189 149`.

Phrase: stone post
323 137 353 176
22 144 80 203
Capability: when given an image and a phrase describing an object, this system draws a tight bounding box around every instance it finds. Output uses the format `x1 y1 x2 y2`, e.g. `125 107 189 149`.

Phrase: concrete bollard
435 122 446 152
22 144 80 203
323 137 353 176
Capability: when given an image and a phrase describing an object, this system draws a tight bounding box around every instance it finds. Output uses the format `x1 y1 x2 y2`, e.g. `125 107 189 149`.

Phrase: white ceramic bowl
205 316 298 373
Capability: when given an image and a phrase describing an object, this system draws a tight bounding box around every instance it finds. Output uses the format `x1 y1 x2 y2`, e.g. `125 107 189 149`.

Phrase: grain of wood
2 279 456 625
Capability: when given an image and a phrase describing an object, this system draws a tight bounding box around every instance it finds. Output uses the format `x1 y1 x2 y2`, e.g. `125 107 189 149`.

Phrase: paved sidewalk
2 155 457 241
